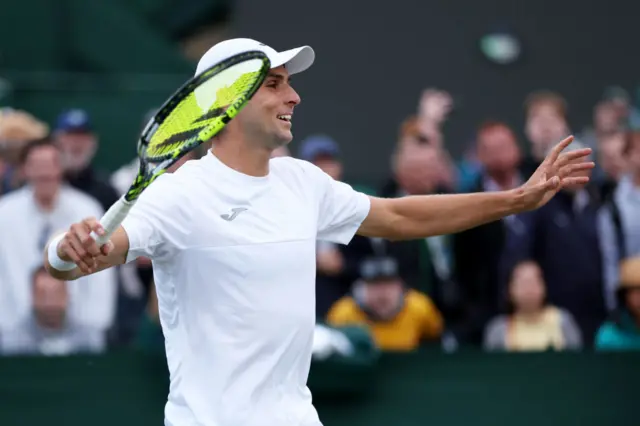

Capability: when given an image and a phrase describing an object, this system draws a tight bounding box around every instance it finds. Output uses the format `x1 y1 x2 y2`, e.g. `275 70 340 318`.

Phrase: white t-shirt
121 150 371 426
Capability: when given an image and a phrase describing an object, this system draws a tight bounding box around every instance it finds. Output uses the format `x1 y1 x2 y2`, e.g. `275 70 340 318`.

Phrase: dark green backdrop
0 351 635 426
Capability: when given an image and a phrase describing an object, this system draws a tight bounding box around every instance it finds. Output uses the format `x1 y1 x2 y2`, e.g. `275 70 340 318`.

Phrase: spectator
521 90 572 178
452 120 524 345
53 109 120 212
596 256 640 351
326 257 443 351
484 260 582 352
595 256 640 351
580 99 625 153
0 109 49 195
378 135 459 317
297 134 351 317
501 141 605 344
595 130 628 184
0 266 107 355
598 130 640 311
0 137 116 343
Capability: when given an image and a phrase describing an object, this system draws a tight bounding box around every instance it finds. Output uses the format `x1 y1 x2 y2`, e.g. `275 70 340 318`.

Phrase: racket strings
145 68 264 160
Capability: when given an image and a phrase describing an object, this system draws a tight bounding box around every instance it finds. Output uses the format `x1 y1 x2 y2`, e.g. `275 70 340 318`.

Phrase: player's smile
277 114 292 126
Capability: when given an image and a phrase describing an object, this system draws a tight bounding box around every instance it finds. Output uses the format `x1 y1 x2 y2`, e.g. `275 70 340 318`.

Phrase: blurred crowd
1 84 640 357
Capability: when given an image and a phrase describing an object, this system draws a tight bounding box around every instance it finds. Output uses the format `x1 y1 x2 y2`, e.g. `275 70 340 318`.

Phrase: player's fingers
100 241 114 256
543 176 561 191
66 238 93 272
71 221 93 247
557 148 592 167
560 161 595 177
545 136 574 165
84 217 105 237
562 176 590 186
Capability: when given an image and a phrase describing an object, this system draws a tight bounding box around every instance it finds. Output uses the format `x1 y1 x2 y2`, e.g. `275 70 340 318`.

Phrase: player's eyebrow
266 72 291 83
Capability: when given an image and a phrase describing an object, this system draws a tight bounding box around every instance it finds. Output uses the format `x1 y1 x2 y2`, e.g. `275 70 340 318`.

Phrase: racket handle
92 197 135 246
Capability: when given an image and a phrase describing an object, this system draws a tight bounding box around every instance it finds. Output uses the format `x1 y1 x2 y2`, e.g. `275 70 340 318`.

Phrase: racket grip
92 197 135 246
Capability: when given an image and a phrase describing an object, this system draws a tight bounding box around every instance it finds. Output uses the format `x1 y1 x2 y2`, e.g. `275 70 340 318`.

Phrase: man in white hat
45 38 593 426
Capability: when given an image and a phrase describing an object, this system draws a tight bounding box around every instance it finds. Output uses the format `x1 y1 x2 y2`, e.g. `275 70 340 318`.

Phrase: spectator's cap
298 134 340 162
55 109 92 133
359 257 399 282
619 256 640 289
195 38 315 77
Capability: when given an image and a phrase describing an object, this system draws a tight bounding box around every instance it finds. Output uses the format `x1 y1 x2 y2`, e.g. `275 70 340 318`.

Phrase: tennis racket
92 50 271 245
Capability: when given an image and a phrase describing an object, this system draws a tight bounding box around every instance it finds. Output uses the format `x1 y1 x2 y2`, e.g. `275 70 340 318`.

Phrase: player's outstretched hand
56 217 114 274
516 135 595 212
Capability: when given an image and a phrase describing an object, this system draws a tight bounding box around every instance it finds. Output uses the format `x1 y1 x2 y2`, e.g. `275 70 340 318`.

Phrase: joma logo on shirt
220 207 248 221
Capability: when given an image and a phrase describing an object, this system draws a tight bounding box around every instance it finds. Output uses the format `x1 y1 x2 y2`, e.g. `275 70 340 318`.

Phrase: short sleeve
121 175 188 263
311 167 371 245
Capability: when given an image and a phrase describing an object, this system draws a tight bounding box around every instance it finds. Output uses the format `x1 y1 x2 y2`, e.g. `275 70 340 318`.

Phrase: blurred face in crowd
598 132 627 180
32 270 68 330
364 278 404 320
525 103 568 160
594 101 621 134
510 261 546 314
313 154 343 181
626 132 640 174
395 144 441 195
477 124 521 180
24 144 63 205
56 130 97 173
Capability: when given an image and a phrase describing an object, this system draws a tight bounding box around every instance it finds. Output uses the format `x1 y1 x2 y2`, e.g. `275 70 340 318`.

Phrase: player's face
236 66 301 149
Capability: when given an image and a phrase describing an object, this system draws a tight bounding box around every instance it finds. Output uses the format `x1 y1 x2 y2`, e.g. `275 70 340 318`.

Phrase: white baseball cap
195 38 315 77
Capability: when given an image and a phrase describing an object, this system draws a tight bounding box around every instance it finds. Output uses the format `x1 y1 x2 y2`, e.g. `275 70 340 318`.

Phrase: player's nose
286 86 301 106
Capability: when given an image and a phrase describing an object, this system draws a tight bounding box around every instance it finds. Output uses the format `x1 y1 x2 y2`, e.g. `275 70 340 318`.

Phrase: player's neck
211 139 271 177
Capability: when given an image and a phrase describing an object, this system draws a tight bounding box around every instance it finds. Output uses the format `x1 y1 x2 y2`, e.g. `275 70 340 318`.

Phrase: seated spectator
326 257 443 351
599 130 640 312
595 256 640 351
0 266 106 356
0 137 116 342
484 260 582 352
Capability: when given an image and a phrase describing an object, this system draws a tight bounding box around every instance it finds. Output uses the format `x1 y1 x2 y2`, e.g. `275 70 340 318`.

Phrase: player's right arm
44 217 130 281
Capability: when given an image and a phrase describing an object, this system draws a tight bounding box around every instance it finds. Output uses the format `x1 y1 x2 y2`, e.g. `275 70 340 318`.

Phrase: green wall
0 351 635 426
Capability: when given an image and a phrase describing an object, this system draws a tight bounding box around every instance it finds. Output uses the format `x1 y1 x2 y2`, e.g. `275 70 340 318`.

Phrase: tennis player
44 38 594 426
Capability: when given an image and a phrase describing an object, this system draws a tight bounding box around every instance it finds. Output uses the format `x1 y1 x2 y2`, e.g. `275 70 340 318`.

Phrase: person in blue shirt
595 256 640 351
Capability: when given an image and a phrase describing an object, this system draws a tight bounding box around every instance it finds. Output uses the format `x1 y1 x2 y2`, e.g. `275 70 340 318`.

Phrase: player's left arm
357 136 594 240
357 191 522 240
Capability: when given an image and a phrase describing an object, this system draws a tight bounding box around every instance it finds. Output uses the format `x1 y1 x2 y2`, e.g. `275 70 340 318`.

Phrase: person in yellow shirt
326 256 443 351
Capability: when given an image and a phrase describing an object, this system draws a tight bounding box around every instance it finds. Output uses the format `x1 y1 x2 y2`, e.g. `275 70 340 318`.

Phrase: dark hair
18 135 58 165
